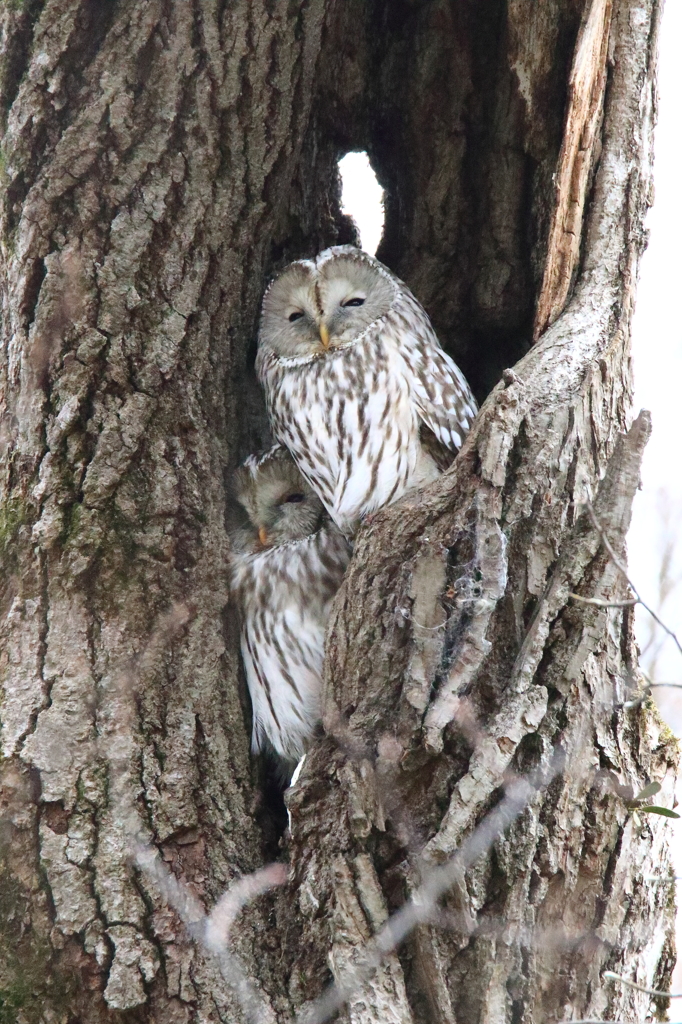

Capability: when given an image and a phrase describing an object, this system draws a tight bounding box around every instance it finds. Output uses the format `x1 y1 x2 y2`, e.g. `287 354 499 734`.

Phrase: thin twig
205 863 289 951
603 969 682 998
134 841 282 1024
622 670 682 709
569 593 638 609
97 534 679 1024
585 501 682 660
101 604 282 1024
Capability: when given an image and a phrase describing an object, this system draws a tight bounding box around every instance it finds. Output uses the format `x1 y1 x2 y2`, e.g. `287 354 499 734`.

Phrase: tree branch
585 500 682 659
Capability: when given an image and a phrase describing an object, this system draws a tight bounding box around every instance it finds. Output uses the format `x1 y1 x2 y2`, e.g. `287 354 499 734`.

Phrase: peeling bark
533 0 613 339
0 1 674 1023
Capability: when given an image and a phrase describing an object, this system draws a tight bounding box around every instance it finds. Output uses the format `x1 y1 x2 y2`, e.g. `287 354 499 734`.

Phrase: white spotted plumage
229 446 350 762
256 246 477 534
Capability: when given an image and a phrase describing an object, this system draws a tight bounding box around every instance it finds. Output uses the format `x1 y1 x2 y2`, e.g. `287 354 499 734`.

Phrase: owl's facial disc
231 448 326 553
257 483 325 549
259 265 325 359
318 257 395 346
259 253 396 359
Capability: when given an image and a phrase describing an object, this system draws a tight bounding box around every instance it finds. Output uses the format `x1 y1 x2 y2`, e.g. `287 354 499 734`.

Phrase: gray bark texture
0 1 676 1023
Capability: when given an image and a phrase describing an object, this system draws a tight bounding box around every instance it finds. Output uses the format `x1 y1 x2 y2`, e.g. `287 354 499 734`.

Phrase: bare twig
133 842 282 1024
637 489 682 680
205 863 289 951
603 969 682 998
622 669 682 708
102 604 284 1024
97 530 678 1024
585 501 682 660
569 592 638 608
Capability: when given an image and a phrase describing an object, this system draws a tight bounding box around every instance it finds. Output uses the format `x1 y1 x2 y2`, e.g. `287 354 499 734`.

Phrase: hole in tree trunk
338 151 386 257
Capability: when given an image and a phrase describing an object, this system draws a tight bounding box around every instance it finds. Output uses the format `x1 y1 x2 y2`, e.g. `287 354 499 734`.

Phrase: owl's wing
401 326 478 452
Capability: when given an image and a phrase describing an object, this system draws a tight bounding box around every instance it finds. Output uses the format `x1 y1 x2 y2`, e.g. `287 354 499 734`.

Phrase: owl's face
230 447 326 555
259 248 397 359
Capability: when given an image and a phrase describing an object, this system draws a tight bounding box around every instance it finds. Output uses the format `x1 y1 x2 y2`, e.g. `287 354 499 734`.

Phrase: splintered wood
534 0 614 339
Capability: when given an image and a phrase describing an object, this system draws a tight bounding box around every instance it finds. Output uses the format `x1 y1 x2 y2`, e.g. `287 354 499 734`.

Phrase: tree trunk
0 1 674 1023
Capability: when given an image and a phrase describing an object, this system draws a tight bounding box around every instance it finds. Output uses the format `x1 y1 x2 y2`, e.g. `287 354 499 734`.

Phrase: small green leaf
639 805 680 819
634 781 662 801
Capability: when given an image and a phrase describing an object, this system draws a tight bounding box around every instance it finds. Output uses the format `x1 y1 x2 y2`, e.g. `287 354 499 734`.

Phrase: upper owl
256 245 478 534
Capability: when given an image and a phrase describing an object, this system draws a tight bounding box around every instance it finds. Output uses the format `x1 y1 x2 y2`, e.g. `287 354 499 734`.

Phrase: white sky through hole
339 152 385 257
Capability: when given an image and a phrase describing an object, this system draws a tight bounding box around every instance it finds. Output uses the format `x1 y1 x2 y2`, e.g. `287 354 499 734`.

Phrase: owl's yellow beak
258 526 269 547
319 322 330 349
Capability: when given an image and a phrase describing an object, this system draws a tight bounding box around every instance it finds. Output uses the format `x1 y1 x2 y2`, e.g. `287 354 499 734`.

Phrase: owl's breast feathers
258 336 418 531
231 524 349 617
231 526 350 760
256 307 477 533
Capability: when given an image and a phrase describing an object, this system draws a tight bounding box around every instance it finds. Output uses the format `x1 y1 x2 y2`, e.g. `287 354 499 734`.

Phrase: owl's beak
258 526 269 547
319 322 330 349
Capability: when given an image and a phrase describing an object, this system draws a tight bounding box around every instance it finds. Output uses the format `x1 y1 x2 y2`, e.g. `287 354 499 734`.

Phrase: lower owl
229 445 351 763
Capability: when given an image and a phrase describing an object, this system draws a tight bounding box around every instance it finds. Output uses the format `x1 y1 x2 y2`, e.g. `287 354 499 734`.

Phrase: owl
256 245 478 534
229 445 351 764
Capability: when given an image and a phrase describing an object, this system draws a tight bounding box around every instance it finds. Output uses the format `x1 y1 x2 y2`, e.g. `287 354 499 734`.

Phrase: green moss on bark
0 497 26 552
0 857 74 1023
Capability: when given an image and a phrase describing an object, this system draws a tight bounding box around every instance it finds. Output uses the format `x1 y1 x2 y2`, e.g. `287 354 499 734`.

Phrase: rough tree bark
0 1 674 1023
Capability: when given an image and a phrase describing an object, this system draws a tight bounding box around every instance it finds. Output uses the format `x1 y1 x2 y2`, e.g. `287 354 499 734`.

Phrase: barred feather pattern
231 526 350 761
256 247 478 535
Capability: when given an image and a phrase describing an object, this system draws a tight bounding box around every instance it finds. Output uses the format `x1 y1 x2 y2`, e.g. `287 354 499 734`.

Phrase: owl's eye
288 311 304 323
342 297 365 308
284 492 305 503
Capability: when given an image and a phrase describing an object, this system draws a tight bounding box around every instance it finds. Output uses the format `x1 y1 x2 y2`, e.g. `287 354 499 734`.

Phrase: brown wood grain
534 0 614 340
